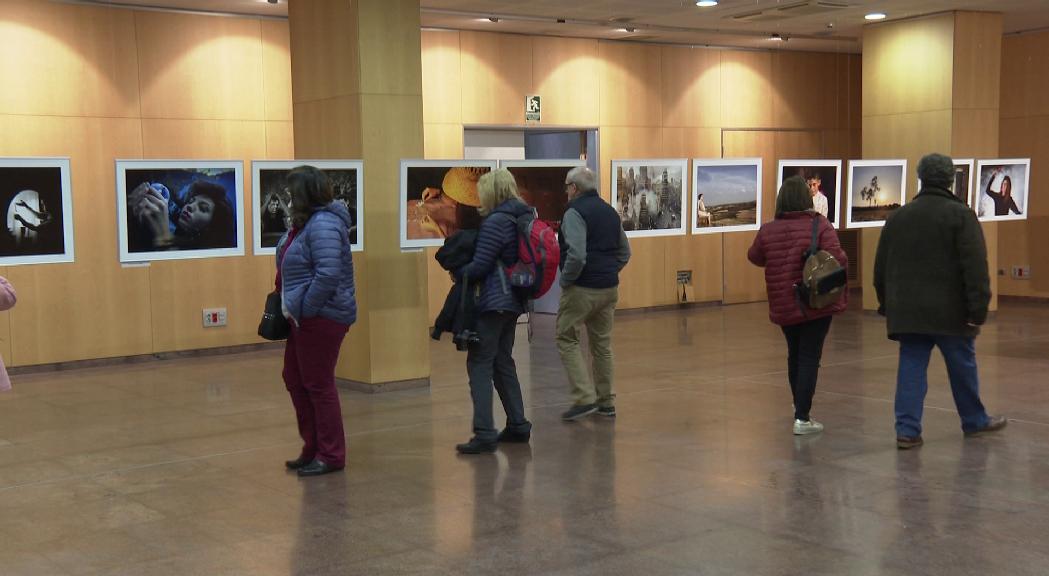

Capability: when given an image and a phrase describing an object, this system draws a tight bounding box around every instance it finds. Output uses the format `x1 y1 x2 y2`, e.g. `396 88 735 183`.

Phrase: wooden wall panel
421 30 462 125
661 46 721 128
720 51 773 128
599 42 662 128
0 1 140 119
772 51 838 130
0 115 153 366
140 119 269 352
265 121 295 159
953 12 1002 112
287 0 359 104
292 96 364 159
863 14 955 118
999 114 1049 296
136 11 265 121
357 0 423 97
720 130 775 304
261 19 293 122
423 124 464 160
459 32 533 125
533 36 601 127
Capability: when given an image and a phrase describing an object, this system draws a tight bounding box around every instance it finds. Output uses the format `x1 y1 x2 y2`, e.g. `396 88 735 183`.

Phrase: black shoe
965 415 1008 437
297 459 343 477
597 406 616 418
285 456 312 470
561 403 598 421
456 438 497 454
497 428 531 443
896 436 924 449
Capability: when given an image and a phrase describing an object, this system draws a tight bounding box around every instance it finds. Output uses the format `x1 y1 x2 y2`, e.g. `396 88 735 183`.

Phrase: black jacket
432 230 479 343
874 186 991 339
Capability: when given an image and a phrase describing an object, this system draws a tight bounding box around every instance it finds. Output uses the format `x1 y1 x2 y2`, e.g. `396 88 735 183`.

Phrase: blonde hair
477 168 521 216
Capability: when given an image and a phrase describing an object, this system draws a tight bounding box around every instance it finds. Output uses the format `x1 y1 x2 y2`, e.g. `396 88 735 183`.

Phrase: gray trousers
467 311 531 442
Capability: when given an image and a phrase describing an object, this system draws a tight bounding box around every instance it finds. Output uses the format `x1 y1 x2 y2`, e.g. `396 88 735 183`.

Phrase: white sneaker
793 419 824 435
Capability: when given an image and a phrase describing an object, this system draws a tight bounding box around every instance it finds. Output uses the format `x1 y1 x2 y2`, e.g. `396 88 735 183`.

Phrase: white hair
566 166 597 193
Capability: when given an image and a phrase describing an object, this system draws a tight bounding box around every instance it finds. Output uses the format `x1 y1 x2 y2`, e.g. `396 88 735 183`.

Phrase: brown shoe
965 415 1008 437
897 436 924 449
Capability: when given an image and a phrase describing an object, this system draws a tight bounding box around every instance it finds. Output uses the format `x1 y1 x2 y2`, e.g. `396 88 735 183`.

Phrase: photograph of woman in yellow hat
400 160 497 249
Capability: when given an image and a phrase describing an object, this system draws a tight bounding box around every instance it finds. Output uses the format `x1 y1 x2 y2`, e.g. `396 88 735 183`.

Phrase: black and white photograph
252 160 363 255
117 160 244 263
778 160 842 228
611 159 688 238
692 158 762 234
847 159 907 229
975 159 1030 222
0 158 74 266
400 160 497 249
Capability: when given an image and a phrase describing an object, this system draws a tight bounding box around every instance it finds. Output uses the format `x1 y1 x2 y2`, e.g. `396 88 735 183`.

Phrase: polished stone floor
2 300 1049 575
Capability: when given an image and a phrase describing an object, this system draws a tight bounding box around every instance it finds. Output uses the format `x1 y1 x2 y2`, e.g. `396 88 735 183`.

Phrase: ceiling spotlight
696 0 718 6
488 17 500 23
768 33 785 41
557 18 566 23
865 12 887 20
620 27 636 33
266 0 277 4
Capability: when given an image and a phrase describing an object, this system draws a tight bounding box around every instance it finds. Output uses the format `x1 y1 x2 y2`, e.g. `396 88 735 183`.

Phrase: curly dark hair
176 180 236 248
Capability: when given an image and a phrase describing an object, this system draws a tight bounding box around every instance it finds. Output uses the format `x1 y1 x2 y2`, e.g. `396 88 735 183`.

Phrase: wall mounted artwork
252 160 363 255
611 159 688 238
400 160 497 249
0 158 74 266
117 160 244 262
975 159 1030 222
778 160 842 228
500 159 585 233
846 159 907 229
692 158 762 234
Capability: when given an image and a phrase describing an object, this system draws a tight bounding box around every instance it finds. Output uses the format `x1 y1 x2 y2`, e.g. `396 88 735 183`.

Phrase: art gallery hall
1 0 1049 574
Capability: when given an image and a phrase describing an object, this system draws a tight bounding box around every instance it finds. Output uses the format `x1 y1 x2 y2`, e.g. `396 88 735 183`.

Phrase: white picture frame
846 159 908 229
252 160 364 255
116 160 245 263
400 159 498 249
691 158 762 235
777 159 842 228
0 157 75 266
975 158 1031 222
610 159 688 238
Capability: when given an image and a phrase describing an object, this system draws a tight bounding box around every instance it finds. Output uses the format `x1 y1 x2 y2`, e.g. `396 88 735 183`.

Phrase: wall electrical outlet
1011 266 1031 280
203 307 228 327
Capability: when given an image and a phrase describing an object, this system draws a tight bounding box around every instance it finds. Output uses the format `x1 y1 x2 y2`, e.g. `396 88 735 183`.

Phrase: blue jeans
894 334 990 437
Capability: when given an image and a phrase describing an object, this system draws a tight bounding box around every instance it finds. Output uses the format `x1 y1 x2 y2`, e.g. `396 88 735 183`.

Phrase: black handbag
258 291 290 341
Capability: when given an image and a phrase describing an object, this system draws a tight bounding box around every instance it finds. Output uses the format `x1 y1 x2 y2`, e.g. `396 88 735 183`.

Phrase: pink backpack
505 211 560 300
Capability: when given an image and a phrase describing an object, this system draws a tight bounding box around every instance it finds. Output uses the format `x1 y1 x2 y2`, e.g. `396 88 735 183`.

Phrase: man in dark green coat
874 153 1006 449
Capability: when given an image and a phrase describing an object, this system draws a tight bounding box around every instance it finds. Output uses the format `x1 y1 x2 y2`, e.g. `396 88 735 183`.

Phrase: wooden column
860 11 1002 311
288 0 429 388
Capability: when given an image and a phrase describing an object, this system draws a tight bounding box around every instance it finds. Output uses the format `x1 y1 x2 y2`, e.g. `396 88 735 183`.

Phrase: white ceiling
70 0 1049 53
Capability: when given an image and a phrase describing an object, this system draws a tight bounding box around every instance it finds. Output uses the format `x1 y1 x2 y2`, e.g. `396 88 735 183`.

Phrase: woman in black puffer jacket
454 168 534 454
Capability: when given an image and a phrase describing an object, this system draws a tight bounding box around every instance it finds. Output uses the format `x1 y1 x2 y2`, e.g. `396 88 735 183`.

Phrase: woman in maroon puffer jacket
748 176 848 436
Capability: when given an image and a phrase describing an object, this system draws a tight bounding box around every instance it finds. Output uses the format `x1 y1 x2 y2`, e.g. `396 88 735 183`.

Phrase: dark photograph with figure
779 160 842 228
254 161 363 254
0 158 74 266
503 161 584 233
117 161 244 262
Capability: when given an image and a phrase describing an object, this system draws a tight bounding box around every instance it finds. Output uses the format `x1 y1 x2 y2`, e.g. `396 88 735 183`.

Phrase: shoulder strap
808 215 820 256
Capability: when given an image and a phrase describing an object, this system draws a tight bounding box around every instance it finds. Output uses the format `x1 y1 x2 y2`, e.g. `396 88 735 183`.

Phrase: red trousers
283 316 350 467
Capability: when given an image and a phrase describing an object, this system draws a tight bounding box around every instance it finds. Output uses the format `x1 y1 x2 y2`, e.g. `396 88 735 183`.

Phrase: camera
453 330 481 351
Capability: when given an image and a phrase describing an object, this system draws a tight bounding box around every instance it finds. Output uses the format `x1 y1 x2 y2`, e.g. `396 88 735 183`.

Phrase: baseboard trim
8 342 284 376
616 299 724 316
337 377 431 394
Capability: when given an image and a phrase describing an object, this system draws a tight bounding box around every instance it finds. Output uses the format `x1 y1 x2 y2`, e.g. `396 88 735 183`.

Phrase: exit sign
525 95 541 122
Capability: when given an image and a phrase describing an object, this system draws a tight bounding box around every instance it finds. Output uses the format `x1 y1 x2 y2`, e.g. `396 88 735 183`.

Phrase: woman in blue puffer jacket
454 168 533 454
276 166 357 477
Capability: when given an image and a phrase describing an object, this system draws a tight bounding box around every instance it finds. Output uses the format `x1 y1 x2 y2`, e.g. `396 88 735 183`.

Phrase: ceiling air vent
732 0 849 21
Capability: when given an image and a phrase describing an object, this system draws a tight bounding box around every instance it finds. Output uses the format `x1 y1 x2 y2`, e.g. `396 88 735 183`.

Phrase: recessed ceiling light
768 33 785 41
865 12 887 21
619 27 636 33
696 0 718 6
488 17 500 23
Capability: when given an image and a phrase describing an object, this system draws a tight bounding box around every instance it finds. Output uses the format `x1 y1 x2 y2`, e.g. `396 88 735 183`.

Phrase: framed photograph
611 159 688 238
400 160 497 249
0 157 74 266
846 159 907 229
116 160 245 263
252 160 363 255
918 159 974 207
778 160 842 228
975 159 1030 222
692 158 762 234
500 159 585 233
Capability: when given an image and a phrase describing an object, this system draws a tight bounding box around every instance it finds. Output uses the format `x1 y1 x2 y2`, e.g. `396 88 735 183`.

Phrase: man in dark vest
557 167 631 420
875 153 1007 449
